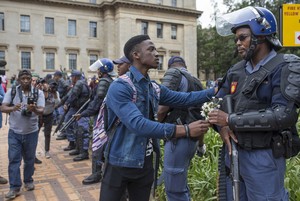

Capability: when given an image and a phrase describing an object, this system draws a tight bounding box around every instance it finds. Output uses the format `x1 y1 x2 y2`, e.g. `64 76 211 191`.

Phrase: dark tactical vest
223 54 300 150
162 68 204 125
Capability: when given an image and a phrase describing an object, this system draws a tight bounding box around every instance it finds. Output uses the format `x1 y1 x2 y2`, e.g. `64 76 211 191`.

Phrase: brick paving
0 121 100 201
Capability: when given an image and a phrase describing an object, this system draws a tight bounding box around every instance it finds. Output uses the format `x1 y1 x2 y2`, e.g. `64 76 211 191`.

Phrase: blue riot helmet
89 58 116 76
216 6 282 53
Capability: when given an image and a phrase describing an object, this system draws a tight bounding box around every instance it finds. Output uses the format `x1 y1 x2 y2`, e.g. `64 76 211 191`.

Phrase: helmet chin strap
244 35 265 61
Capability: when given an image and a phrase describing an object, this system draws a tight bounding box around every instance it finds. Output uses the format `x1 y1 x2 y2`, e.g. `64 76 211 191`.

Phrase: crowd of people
0 6 300 201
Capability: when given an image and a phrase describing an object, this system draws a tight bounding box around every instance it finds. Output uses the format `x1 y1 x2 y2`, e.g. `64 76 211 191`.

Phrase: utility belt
237 130 300 159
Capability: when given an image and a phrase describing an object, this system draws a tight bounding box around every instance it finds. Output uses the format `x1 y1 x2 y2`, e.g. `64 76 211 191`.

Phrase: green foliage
197 0 300 80
156 124 300 200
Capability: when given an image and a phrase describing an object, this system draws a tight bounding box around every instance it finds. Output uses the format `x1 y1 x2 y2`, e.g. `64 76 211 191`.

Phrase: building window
21 51 31 69
45 17 54 34
90 0 96 3
171 0 177 6
0 51 5 60
158 55 163 70
141 21 148 35
171 24 177 39
20 15 30 33
157 23 163 38
69 53 77 70
68 20 76 36
90 54 98 66
89 21 97 37
157 0 163 4
46 53 55 70
0 13 4 31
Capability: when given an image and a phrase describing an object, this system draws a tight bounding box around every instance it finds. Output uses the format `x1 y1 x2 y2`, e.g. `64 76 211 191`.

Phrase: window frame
45 17 54 35
21 51 31 69
46 52 55 70
20 15 30 33
157 22 163 38
68 53 77 70
0 12 4 31
141 21 148 35
68 19 77 36
89 21 97 37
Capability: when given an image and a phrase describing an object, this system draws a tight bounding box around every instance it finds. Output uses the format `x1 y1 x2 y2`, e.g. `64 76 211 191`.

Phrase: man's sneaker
34 157 42 164
24 183 35 191
0 176 8 184
5 189 21 199
45 151 51 159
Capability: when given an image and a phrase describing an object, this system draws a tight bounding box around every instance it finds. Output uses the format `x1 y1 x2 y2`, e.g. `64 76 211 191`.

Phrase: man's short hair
123 35 150 62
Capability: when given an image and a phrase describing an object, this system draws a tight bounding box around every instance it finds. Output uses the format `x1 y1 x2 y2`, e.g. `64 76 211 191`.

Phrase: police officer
73 58 115 185
208 7 300 200
53 70 70 140
63 70 90 162
157 56 206 201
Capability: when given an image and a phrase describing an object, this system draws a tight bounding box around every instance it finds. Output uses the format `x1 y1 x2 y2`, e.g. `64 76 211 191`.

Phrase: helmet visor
216 7 260 36
89 59 103 72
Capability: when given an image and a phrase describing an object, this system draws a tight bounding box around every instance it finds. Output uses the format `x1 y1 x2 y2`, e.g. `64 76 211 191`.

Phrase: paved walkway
0 121 100 201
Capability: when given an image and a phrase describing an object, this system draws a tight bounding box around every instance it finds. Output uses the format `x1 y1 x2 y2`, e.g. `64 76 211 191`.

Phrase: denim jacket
105 66 215 168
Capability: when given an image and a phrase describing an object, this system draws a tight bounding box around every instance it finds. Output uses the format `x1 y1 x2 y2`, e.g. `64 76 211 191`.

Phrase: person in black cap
113 56 131 76
99 35 217 201
62 70 90 161
158 56 207 200
38 79 60 159
1 69 45 199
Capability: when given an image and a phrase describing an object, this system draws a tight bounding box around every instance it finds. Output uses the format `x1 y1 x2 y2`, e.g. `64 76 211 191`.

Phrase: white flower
201 97 222 120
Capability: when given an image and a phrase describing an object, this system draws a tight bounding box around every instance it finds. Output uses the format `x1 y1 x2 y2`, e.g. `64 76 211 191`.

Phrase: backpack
10 85 39 106
91 74 160 152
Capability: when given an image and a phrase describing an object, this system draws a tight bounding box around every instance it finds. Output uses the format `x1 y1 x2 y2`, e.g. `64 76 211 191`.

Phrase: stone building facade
0 0 201 81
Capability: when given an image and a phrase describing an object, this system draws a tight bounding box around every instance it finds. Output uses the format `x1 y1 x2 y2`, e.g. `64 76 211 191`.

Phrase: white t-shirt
3 86 45 134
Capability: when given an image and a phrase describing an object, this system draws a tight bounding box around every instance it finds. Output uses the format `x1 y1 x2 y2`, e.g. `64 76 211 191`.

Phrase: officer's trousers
225 148 288 201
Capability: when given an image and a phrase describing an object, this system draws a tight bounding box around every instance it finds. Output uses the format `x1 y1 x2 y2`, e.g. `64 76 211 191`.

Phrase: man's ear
132 51 140 61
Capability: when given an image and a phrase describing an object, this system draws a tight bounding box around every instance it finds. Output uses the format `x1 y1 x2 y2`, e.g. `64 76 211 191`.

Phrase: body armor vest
225 54 287 149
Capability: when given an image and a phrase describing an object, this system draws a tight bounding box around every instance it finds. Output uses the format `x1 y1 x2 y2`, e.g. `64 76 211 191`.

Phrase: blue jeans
163 138 198 201
8 129 39 190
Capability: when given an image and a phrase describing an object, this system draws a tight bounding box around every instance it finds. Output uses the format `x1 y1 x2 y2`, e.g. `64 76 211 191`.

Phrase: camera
21 97 34 117
36 78 47 86
49 82 58 92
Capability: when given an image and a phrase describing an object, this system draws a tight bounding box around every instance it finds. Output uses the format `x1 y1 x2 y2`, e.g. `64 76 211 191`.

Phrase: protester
0 72 8 185
38 79 60 159
157 56 206 201
208 6 300 200
1 69 45 199
99 34 216 201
